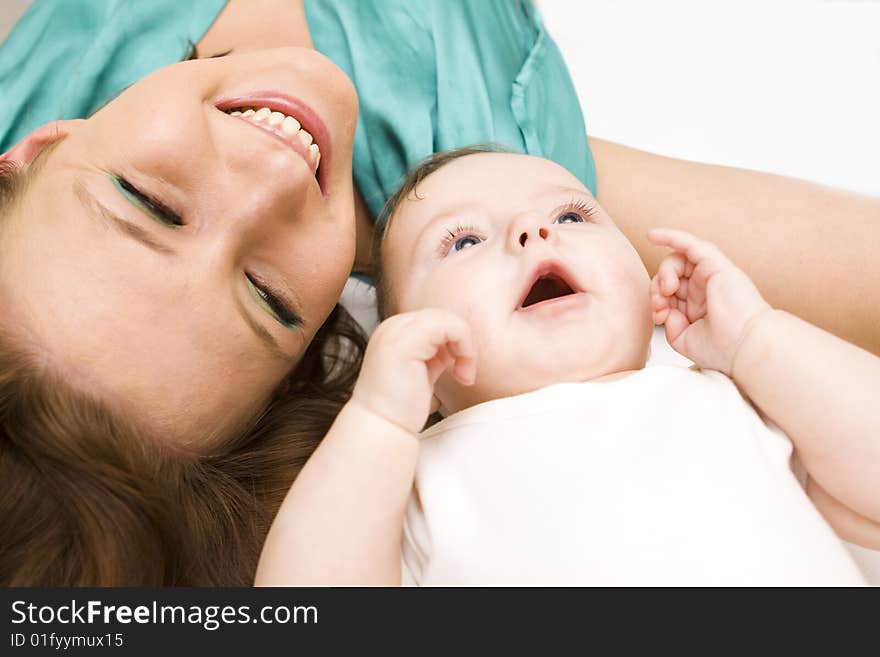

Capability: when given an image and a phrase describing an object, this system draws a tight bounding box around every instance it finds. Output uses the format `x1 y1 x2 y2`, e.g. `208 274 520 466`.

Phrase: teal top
0 0 596 221
0 1 226 147
303 0 596 218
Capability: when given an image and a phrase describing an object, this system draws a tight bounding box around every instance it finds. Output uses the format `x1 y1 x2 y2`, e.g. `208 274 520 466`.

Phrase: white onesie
402 365 866 585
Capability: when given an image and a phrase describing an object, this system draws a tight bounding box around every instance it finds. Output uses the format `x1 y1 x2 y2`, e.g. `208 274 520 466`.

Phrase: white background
540 0 880 196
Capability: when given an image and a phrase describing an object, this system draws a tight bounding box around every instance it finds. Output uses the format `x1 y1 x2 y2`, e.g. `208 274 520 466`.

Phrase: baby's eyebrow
411 206 479 250
539 187 599 217
540 185 594 200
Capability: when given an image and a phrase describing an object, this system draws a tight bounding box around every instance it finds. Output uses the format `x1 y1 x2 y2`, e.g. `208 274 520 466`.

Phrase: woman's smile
216 92 331 194
0 47 359 444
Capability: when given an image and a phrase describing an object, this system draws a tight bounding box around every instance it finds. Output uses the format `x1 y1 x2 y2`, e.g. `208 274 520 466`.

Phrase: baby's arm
254 309 476 585
649 229 880 547
730 306 880 546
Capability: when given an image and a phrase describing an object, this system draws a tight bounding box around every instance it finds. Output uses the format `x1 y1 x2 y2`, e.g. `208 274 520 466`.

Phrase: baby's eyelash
436 223 484 258
556 198 598 221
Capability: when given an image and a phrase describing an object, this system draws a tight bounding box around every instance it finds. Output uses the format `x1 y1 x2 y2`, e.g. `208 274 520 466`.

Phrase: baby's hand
648 228 771 375
350 308 476 434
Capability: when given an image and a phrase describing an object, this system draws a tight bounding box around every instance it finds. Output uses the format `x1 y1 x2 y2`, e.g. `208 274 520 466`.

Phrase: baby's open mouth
519 271 579 309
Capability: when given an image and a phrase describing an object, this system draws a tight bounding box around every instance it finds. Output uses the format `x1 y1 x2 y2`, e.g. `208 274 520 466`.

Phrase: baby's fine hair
373 144 511 320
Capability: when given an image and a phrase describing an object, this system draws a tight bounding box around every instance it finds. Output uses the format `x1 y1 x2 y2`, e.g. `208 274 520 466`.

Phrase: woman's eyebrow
73 179 176 256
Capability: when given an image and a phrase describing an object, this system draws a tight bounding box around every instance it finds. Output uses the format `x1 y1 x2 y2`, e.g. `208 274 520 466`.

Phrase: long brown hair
0 158 366 586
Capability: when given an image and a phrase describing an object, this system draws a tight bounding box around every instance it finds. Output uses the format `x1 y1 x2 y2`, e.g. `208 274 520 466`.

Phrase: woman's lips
215 93 332 197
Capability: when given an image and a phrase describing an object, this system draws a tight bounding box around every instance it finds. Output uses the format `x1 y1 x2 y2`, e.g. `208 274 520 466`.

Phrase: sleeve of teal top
0 0 226 152
303 0 597 221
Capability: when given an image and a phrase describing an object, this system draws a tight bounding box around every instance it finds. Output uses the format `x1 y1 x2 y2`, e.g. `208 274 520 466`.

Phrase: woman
0 44 367 585
0 0 877 585
0 0 593 585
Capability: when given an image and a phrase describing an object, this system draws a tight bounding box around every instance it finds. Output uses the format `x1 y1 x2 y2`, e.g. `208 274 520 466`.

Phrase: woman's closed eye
438 223 486 257
110 175 302 332
245 274 304 330
111 176 184 227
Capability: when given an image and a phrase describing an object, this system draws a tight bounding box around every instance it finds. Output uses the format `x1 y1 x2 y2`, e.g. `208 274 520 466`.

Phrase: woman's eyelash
437 223 484 258
246 274 304 329
116 177 184 227
113 175 302 331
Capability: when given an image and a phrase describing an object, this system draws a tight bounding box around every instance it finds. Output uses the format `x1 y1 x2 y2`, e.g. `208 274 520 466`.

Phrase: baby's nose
518 226 551 247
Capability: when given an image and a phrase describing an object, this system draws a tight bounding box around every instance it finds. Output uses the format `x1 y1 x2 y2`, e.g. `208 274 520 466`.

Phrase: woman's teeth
225 106 321 171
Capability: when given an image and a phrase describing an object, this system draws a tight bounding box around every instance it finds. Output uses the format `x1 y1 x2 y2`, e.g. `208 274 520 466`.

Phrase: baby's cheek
401 283 451 316
465 296 501 340
608 251 651 303
457 304 508 389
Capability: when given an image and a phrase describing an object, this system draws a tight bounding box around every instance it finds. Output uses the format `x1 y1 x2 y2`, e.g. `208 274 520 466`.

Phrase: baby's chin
437 347 650 417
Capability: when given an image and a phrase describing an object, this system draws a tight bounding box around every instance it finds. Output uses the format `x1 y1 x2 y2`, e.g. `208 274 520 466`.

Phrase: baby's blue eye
445 234 484 256
556 212 584 224
455 235 481 250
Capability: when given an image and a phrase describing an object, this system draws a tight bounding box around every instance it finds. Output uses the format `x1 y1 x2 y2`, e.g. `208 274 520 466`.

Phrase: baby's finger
447 338 477 385
650 275 668 311
675 276 689 301
426 345 454 383
657 253 688 296
663 307 690 347
652 307 670 326
648 228 719 266
413 308 477 384
651 291 667 311
686 265 711 310
413 308 475 356
425 342 475 387
452 357 477 386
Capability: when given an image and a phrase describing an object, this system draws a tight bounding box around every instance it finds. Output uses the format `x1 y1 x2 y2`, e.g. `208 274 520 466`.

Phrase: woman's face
0 47 359 444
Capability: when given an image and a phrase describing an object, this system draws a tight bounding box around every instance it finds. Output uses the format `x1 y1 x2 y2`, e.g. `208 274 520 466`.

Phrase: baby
257 148 880 586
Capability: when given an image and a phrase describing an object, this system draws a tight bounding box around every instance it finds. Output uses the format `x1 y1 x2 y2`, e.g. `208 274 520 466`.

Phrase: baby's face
383 153 653 413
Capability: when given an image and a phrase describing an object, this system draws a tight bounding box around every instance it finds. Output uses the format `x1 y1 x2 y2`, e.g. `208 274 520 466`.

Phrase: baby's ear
0 120 84 166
